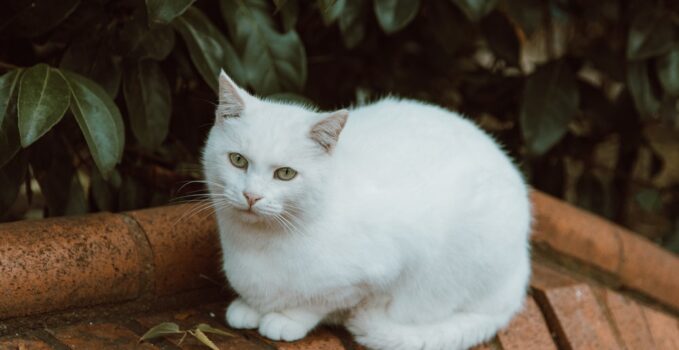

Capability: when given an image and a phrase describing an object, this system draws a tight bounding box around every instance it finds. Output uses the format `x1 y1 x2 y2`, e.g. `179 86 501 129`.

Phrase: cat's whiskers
172 200 215 228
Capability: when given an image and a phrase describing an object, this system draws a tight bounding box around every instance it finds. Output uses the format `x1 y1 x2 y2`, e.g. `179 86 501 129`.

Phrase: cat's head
202 70 348 228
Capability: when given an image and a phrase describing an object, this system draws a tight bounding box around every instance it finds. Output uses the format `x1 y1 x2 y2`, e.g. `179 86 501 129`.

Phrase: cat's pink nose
243 192 262 207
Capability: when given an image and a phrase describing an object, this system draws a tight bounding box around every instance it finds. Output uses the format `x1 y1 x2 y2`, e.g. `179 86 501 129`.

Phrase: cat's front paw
258 312 310 342
226 298 261 329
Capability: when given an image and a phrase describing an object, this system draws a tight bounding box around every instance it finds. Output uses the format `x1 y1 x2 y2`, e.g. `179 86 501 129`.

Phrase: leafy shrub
0 0 678 251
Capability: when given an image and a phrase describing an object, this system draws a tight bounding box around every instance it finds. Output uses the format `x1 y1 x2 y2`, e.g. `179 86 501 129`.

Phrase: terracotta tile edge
530 190 679 311
120 213 156 296
1 193 678 320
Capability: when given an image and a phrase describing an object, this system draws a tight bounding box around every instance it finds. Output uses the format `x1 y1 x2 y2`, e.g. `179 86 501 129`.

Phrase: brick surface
137 308 265 350
273 328 345 350
50 323 158 349
532 191 679 312
530 263 578 291
0 337 53 350
535 283 620 349
498 296 557 350
0 214 144 319
642 306 679 349
603 290 655 349
128 204 223 296
531 191 622 273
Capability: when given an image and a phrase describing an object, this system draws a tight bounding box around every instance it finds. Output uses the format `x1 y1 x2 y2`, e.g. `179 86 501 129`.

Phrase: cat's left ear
217 69 248 118
309 110 348 153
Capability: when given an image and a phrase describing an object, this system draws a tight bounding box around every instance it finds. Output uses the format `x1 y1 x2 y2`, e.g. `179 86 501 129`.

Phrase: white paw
258 312 309 342
226 299 261 329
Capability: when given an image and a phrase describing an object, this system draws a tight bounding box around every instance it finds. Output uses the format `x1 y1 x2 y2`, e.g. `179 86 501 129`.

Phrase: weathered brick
0 337 54 350
530 263 578 291
535 283 620 349
50 323 158 349
127 204 223 296
498 296 557 350
274 328 345 350
0 214 144 319
642 306 679 349
531 192 622 273
603 290 655 349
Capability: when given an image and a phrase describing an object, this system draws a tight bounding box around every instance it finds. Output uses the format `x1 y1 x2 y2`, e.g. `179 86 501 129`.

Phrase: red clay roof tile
497 296 557 350
534 283 621 349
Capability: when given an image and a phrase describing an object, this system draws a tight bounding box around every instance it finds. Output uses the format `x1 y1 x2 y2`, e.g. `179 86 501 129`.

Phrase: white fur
203 72 532 350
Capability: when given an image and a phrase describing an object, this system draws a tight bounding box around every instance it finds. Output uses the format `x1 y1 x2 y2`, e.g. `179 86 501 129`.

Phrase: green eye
274 167 297 181
228 153 248 169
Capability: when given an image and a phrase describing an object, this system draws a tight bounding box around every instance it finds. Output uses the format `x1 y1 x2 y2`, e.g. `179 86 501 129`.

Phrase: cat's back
334 98 516 180
328 98 527 229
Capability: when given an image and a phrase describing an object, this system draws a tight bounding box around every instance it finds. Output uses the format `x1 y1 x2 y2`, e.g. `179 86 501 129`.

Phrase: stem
0 61 20 71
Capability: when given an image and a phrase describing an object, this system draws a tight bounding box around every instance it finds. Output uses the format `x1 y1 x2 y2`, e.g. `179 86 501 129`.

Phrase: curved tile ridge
531 191 679 311
0 203 222 320
1 191 678 321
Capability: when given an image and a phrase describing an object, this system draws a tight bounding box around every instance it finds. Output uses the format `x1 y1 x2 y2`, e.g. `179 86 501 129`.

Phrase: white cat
202 71 532 350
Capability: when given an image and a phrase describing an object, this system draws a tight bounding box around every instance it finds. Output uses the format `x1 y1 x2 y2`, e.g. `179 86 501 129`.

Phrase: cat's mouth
234 207 263 222
236 207 258 215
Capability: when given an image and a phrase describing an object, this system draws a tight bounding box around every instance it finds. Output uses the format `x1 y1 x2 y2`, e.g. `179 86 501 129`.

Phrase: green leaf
60 39 122 99
195 324 235 338
5 0 81 37
657 47 679 96
318 0 346 25
0 70 22 168
0 109 20 170
451 0 497 21
480 11 519 66
373 0 421 34
189 329 219 350
279 0 299 32
339 0 368 48
520 61 579 156
18 64 70 148
0 152 27 220
627 10 673 60
221 0 307 95
139 322 183 342
123 60 171 150
0 70 22 128
635 188 662 212
627 60 660 118
60 70 125 177
132 25 176 61
146 0 196 25
173 7 245 92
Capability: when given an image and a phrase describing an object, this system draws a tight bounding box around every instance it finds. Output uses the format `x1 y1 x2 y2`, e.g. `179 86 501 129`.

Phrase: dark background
0 0 677 253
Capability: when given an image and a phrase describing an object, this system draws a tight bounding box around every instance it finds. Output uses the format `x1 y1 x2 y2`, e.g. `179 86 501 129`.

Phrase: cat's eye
274 167 297 181
228 153 248 169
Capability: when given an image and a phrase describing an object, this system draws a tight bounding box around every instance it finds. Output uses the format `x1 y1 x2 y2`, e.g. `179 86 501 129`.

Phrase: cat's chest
222 238 346 295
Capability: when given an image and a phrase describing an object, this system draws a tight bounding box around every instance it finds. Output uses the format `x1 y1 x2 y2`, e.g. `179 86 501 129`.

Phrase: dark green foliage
520 61 579 156
0 0 678 252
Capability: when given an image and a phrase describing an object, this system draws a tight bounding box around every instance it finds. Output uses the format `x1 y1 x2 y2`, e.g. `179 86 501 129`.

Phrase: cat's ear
309 110 348 153
217 69 247 118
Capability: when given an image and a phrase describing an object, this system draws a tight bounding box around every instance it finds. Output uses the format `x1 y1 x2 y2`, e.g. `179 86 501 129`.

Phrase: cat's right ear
217 69 246 119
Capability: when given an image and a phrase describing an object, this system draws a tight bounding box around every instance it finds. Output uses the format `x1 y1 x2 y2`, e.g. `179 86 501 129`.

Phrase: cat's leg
226 297 262 329
258 307 326 342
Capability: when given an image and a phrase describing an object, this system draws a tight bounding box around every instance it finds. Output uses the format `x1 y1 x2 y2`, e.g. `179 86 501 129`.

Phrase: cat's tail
346 307 514 350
